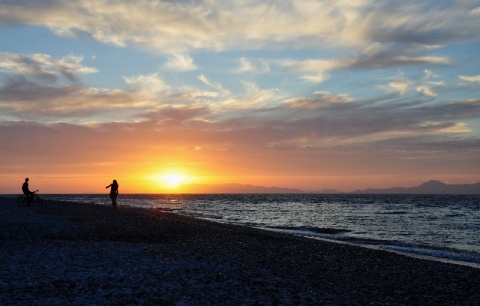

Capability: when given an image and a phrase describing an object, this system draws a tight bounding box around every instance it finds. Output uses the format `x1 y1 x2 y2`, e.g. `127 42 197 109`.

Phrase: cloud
416 121 470 134
0 80 136 121
274 53 450 84
233 57 270 74
197 74 230 96
416 86 437 98
358 1 480 47
423 69 438 81
222 82 281 110
163 52 198 71
1 82 479 187
377 69 447 99
283 91 352 109
144 104 211 124
274 58 339 83
0 52 97 83
2 60 478 149
469 6 480 16
233 57 255 74
0 70 174 122
459 75 480 83
123 73 170 98
1 1 478 54
264 93 480 150
344 41 452 69
349 55 451 69
387 82 410 96
300 73 329 84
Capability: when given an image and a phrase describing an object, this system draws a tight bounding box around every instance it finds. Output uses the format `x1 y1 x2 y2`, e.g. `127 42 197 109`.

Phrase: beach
1 196 479 305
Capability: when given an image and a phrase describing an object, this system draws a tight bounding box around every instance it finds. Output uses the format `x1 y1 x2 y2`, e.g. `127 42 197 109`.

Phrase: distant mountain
310 188 345 194
182 183 305 194
352 180 480 194
178 180 480 194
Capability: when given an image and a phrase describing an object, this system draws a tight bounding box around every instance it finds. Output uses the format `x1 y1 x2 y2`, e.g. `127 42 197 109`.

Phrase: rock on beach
0 196 479 305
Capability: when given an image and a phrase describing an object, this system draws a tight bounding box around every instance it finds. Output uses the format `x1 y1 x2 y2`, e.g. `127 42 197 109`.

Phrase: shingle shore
1 196 479 305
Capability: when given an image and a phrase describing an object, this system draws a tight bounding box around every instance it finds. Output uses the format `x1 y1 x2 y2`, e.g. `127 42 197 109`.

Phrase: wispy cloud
197 74 230 96
0 52 97 83
459 75 480 83
274 58 340 83
0 70 172 121
283 91 352 110
1 50 477 148
349 55 451 69
219 82 281 110
1 1 478 54
233 57 255 74
123 73 170 98
232 57 270 74
416 86 438 98
387 82 410 96
163 52 198 72
274 52 451 84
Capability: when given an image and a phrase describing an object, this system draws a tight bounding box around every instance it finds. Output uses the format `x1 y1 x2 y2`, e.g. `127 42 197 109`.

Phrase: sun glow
163 174 184 187
153 172 188 190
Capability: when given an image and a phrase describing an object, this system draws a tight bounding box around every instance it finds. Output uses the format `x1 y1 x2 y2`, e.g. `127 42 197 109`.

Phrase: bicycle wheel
35 197 44 207
16 196 26 206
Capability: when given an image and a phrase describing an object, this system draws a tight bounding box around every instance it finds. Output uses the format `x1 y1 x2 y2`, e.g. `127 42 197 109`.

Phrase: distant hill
351 180 480 194
179 180 480 194
312 188 345 194
182 183 305 194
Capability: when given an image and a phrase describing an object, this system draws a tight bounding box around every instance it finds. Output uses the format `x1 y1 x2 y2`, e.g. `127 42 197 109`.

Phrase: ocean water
46 194 480 268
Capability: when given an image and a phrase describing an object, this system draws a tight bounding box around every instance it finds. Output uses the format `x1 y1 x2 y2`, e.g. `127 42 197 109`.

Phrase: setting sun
163 174 184 187
152 172 189 190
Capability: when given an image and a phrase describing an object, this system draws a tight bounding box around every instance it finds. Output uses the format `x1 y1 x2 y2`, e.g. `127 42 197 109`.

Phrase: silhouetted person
22 177 34 206
105 179 119 209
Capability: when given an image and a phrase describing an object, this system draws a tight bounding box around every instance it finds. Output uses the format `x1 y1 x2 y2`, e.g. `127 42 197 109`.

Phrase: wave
261 225 480 269
266 225 351 235
379 245 480 268
377 211 409 215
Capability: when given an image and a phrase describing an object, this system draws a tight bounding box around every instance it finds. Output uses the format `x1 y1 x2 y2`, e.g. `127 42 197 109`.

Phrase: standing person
105 179 119 209
22 178 34 206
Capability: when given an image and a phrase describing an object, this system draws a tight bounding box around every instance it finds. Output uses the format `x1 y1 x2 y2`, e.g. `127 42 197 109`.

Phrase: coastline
1 196 479 305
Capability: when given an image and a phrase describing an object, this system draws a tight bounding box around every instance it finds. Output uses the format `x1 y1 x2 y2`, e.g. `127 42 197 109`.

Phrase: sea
46 193 480 268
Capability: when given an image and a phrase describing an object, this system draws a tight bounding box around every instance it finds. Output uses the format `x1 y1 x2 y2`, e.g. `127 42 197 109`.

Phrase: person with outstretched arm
105 179 119 209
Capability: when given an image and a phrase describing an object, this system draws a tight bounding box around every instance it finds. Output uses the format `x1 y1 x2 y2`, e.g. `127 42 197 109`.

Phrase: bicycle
17 190 44 207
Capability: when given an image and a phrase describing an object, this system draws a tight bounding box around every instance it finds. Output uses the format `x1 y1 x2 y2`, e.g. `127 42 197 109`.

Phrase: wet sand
1 196 479 305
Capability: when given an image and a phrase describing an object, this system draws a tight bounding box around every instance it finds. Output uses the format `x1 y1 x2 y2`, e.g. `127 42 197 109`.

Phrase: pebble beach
1 196 479 305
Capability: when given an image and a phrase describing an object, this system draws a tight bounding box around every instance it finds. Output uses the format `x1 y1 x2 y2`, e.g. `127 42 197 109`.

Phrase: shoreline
170 211 480 270
1 196 479 305
43 193 480 269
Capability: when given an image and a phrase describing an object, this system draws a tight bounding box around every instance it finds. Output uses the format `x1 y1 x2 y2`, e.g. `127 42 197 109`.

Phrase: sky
0 0 479 193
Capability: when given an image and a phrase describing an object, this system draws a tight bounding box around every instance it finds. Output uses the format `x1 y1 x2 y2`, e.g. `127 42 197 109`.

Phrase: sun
156 173 186 189
163 174 184 187
149 168 195 192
